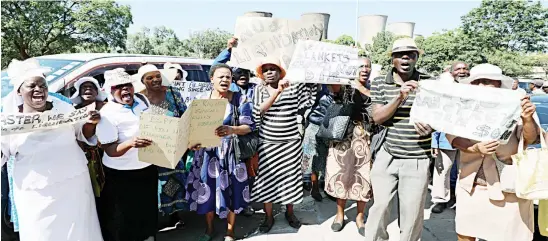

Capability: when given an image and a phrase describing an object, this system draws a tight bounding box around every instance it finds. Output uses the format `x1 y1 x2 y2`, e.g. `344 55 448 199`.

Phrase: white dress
1 98 103 241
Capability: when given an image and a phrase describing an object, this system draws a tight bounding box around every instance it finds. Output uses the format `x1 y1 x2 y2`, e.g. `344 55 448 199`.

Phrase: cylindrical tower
358 15 388 47
386 22 415 38
301 13 330 40
243 11 273 17
414 34 423 39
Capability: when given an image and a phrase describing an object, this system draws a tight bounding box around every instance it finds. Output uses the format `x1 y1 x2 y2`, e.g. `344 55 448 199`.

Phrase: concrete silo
243 11 273 17
386 22 415 38
358 15 388 47
414 34 423 40
301 13 330 40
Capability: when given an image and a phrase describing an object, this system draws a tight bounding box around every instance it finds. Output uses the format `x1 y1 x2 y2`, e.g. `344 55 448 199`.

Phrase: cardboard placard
410 80 524 144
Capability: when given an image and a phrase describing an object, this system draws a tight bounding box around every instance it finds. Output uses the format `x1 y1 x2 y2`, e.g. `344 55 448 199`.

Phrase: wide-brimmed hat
103 68 135 91
132 64 177 92
163 62 188 81
70 77 108 105
532 78 545 87
255 57 286 80
389 38 424 56
460 63 513 89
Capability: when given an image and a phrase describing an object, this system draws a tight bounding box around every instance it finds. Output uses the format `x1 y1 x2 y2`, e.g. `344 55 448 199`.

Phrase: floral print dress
186 91 254 218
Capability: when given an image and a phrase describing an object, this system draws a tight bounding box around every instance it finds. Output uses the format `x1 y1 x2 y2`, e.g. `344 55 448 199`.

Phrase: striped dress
251 83 317 204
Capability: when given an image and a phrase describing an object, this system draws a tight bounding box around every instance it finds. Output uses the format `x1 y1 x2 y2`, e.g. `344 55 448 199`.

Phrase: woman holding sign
1 58 102 241
186 63 254 241
136 64 190 229
95 68 158 241
446 64 539 241
251 58 317 232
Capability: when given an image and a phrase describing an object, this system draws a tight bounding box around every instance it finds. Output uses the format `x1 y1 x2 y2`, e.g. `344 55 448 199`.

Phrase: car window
1 59 84 98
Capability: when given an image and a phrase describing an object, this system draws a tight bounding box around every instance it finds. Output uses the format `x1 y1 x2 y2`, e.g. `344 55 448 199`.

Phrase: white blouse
1 98 96 190
96 95 151 170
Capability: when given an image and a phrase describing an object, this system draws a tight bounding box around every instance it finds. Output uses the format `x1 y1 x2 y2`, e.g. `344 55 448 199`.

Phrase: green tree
419 29 484 75
323 35 367 57
484 50 534 77
126 26 188 56
461 0 548 53
1 0 132 68
184 29 232 59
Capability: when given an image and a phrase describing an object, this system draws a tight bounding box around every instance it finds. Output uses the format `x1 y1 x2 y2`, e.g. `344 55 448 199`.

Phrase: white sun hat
460 63 513 89
7 58 51 90
164 62 189 81
389 38 424 56
70 77 108 105
132 64 177 93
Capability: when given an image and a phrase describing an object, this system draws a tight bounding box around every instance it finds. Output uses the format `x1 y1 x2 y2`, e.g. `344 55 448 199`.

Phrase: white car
1 53 214 100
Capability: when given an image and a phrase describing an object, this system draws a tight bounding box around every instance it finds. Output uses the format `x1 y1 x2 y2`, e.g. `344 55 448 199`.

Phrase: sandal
259 217 275 233
198 234 212 241
311 190 323 202
285 212 302 229
224 235 235 241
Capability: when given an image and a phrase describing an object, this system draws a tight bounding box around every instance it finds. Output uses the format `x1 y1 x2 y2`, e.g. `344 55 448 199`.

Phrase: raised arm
371 80 418 125
212 37 238 65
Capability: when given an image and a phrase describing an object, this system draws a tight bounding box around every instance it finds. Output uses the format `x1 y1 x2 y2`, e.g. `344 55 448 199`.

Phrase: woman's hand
277 79 290 92
414 122 433 136
128 137 153 148
520 96 536 120
215 125 233 137
474 140 500 155
86 110 101 125
190 144 202 151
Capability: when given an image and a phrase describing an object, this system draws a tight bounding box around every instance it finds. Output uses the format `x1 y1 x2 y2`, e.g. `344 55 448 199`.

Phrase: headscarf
2 59 51 113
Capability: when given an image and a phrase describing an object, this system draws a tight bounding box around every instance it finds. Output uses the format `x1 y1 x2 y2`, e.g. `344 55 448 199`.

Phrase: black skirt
98 165 158 241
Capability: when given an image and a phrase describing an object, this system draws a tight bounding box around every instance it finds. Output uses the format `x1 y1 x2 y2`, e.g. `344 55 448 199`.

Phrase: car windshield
532 95 548 131
1 58 84 98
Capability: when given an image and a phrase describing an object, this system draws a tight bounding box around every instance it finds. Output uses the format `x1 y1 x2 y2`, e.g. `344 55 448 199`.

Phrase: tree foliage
1 0 132 68
185 29 232 59
126 26 188 56
323 35 367 57
461 0 548 53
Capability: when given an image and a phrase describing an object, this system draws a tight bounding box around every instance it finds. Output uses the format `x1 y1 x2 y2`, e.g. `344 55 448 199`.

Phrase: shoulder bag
316 87 355 141
232 103 259 162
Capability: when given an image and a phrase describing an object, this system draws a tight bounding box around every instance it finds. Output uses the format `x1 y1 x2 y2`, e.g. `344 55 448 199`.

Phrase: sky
121 0 487 40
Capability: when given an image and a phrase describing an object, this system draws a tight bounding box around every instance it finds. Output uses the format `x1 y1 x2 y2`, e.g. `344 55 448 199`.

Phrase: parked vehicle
1 53 213 100
531 94 548 241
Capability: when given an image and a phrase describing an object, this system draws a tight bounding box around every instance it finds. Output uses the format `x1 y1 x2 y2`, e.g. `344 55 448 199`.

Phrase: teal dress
150 88 190 215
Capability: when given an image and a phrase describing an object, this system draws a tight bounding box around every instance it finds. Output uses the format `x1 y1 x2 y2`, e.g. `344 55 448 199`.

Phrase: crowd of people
1 36 547 241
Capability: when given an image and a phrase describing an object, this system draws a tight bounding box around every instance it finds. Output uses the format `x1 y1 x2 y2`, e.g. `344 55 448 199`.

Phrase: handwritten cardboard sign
228 16 325 70
410 80 525 144
138 99 227 169
1 104 92 135
285 40 360 84
170 80 213 104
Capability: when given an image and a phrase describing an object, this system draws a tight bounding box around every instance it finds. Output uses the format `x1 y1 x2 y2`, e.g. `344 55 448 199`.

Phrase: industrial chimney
358 15 388 47
243 11 273 17
386 22 415 38
301 13 330 40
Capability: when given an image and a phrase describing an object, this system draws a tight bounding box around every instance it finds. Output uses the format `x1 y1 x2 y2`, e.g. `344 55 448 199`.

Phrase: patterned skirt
158 159 189 215
324 125 372 202
186 139 250 219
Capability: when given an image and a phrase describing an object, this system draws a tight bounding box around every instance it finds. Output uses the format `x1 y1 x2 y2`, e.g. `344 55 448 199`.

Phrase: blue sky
120 1 514 40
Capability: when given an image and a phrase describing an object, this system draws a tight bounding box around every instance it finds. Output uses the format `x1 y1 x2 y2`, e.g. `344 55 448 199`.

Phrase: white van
1 53 214 100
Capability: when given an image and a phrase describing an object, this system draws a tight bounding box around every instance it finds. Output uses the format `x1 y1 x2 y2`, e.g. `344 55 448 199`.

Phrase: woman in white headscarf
1 58 103 241
70 77 108 198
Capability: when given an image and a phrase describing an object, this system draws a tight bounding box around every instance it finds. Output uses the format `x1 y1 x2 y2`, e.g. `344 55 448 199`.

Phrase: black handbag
316 87 355 141
232 104 259 161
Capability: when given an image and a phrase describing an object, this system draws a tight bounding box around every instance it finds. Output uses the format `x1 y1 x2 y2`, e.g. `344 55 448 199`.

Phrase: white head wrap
2 58 51 113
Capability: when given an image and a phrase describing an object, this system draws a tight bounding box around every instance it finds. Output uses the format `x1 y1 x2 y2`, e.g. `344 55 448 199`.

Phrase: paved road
158 188 457 241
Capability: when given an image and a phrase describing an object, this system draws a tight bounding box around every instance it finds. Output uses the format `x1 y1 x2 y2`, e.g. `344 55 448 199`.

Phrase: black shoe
241 206 255 217
285 212 302 229
311 190 323 202
431 203 447 214
303 182 312 191
447 196 456 209
259 218 275 233
330 219 344 232
358 226 365 237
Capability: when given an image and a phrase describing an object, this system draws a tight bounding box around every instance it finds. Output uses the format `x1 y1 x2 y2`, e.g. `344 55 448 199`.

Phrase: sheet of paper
410 80 524 144
187 99 228 148
285 40 360 84
1 104 92 135
138 112 182 169
228 17 325 70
